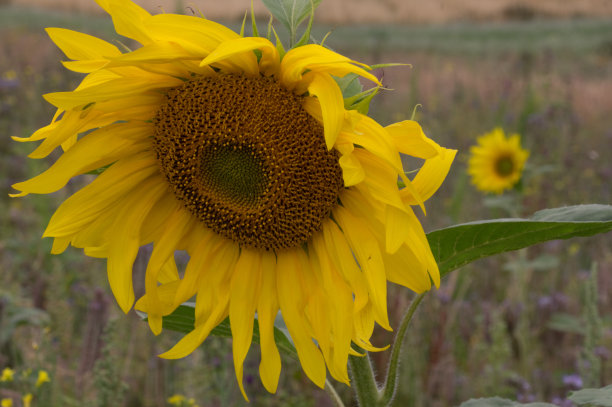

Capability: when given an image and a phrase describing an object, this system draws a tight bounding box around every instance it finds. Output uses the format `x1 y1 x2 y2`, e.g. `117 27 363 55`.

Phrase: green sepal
240 10 248 37
250 0 259 37
344 86 380 115
271 25 286 59
369 63 411 70
85 163 111 175
293 0 316 48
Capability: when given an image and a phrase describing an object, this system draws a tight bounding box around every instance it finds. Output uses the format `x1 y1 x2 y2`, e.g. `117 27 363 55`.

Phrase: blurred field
8 0 612 23
0 2 611 407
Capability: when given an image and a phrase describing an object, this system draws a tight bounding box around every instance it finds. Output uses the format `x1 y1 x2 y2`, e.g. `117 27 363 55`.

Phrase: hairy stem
348 351 380 406
380 293 427 406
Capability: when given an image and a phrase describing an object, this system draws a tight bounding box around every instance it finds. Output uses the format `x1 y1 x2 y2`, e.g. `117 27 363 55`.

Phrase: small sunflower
12 0 456 397
468 127 529 194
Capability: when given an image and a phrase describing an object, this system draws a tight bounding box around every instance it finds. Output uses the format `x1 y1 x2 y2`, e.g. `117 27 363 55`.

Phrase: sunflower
468 127 529 194
12 0 456 397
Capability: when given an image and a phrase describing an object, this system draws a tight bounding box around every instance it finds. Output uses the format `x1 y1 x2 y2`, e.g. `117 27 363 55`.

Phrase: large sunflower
468 127 529 194
12 0 455 397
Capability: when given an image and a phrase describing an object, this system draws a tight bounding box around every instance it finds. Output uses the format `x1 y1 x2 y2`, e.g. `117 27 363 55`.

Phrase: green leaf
458 398 557 407
261 0 321 47
142 303 298 360
569 385 612 406
426 205 612 278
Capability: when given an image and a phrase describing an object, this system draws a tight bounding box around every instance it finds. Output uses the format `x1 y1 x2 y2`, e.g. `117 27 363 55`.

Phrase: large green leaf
426 205 612 278
569 385 612 407
144 304 298 360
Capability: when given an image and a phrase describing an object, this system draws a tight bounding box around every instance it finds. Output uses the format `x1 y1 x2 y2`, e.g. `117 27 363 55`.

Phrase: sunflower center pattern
495 155 515 177
153 74 344 250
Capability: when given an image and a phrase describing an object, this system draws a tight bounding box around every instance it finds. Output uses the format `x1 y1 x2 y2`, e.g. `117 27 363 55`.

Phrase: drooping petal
105 176 168 313
144 207 194 334
333 206 391 331
401 147 457 206
303 72 345 150
257 252 281 393
229 249 263 401
276 249 327 388
384 120 440 159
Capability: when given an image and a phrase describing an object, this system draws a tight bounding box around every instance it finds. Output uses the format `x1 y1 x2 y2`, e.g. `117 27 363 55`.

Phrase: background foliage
0 2 611 406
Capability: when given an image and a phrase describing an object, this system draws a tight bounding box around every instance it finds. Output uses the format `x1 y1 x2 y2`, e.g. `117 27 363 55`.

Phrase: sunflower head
468 127 529 194
11 0 456 399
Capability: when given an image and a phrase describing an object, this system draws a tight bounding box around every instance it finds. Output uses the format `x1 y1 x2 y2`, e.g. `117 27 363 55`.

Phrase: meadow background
0 0 611 406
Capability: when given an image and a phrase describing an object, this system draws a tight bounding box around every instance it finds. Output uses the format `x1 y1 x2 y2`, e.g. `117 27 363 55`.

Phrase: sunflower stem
379 292 427 406
324 378 346 407
348 352 380 407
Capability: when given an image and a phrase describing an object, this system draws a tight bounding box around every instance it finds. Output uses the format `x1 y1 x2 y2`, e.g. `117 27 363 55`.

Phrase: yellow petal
46 27 121 61
61 60 110 73
200 37 277 77
257 252 281 394
320 220 369 315
145 13 240 54
44 74 183 110
383 243 432 293
332 206 391 331
303 72 345 150
352 149 407 212
172 228 218 308
400 147 457 206
43 152 158 238
158 256 180 285
105 41 197 66
51 236 71 254
338 151 365 186
280 44 379 89
144 208 193 334
276 249 327 388
384 120 440 159
347 111 404 174
12 122 152 194
95 0 152 45
229 249 263 401
159 304 228 359
106 176 167 313
311 238 352 384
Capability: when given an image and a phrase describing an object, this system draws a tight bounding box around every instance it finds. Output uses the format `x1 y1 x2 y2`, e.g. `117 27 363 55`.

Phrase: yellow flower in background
12 0 455 398
468 127 529 194
1 399 12 407
35 370 50 388
167 394 186 406
22 394 32 407
0 368 14 382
